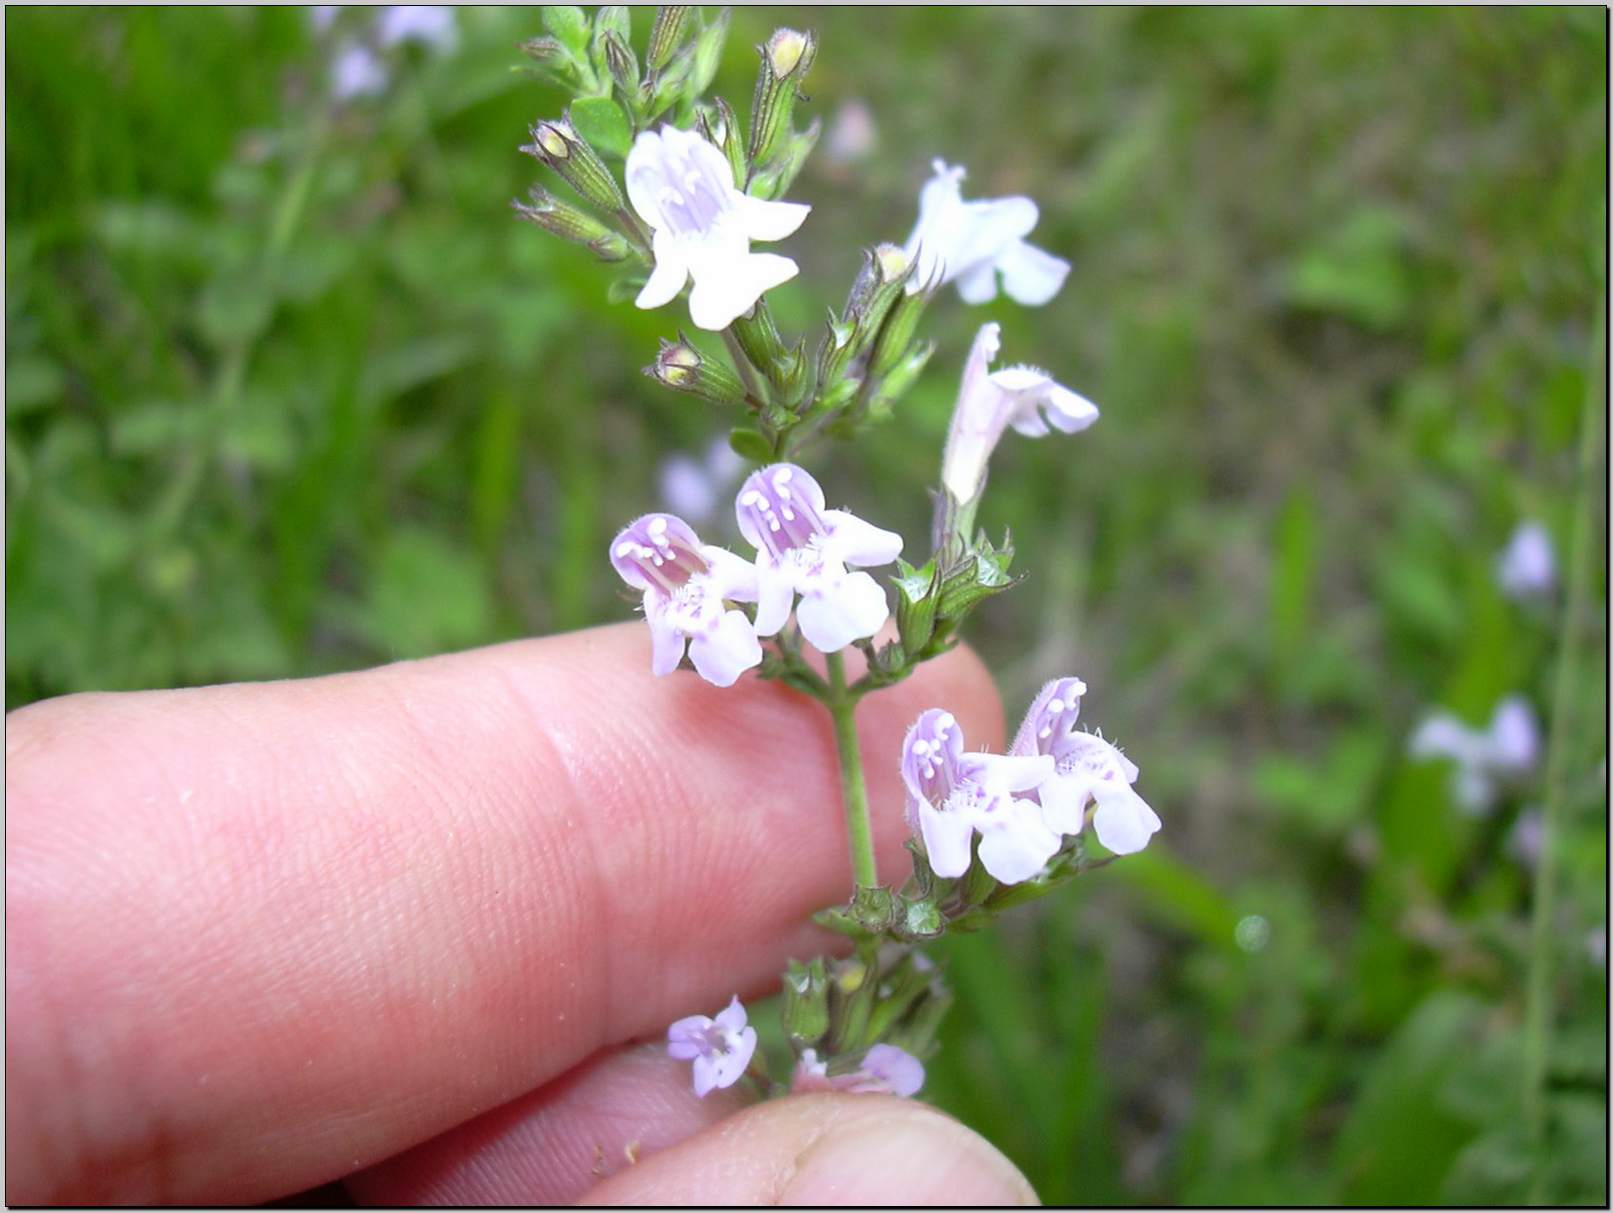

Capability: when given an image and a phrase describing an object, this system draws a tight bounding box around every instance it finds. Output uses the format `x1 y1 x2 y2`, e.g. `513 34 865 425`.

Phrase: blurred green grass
5 6 1607 1204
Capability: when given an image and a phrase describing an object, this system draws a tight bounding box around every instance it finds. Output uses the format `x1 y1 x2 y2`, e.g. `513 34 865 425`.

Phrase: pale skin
5 623 1037 1205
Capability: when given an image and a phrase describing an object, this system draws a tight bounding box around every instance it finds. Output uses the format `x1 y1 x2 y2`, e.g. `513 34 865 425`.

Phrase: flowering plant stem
826 651 879 890
1521 300 1604 1193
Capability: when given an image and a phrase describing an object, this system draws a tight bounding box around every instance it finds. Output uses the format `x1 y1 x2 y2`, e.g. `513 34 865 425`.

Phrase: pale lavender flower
1497 521 1556 601
666 996 757 1097
377 4 458 52
902 709 1058 884
1011 677 1162 855
736 463 904 654
1588 926 1606 970
309 4 341 33
1410 695 1540 815
790 1044 925 1098
903 159 1069 306
626 126 811 331
658 436 747 525
610 513 762 687
1507 808 1544 869
332 42 388 100
941 322 1099 505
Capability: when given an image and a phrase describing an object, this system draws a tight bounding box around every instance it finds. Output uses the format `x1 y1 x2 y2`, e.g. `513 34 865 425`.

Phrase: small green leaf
728 427 772 462
541 5 590 55
568 95 633 159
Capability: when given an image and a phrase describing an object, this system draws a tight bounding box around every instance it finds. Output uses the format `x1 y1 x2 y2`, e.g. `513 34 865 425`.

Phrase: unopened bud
644 336 746 406
512 188 630 261
864 339 935 422
522 116 625 213
729 299 797 392
869 271 932 378
746 115 819 202
518 35 568 65
748 27 816 167
646 5 693 71
603 31 639 94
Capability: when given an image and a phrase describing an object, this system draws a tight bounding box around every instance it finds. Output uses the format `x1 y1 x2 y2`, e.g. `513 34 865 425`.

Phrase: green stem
826 651 879 890
1522 302 1605 1188
147 112 328 540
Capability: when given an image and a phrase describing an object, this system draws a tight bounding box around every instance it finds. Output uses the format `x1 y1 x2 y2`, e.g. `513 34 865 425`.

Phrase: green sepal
687 6 731 100
893 557 939 654
781 957 831 1046
851 884 896 934
935 530 1019 618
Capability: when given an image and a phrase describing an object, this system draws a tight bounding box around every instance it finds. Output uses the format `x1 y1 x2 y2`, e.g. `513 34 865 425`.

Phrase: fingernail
780 1103 1039 1206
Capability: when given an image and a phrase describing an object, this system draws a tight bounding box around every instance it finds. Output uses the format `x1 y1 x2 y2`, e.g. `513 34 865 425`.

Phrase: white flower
1409 695 1540 815
902 159 1069 306
941 322 1100 504
377 5 458 53
609 513 762 688
1010 677 1161 856
736 463 904 655
1497 520 1556 601
626 126 811 331
902 709 1060 885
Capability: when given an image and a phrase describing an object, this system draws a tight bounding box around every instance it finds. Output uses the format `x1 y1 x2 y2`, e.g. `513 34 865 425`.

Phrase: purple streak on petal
902 709 966 809
735 463 829 558
1010 676 1088 757
611 513 710 593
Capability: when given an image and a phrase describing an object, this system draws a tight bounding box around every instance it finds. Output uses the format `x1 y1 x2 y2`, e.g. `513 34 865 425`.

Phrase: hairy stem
826 651 879 889
1522 301 1604 1189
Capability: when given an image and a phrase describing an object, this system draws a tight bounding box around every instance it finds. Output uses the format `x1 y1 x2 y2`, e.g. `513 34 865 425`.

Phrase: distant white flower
377 5 458 53
1410 695 1541 814
309 5 341 33
941 322 1099 504
824 99 878 166
1507 807 1544 868
903 159 1069 306
1497 521 1556 601
331 42 387 100
626 126 810 331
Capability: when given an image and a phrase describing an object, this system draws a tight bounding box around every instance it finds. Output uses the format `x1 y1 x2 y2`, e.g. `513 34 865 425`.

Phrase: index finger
5 623 1002 1204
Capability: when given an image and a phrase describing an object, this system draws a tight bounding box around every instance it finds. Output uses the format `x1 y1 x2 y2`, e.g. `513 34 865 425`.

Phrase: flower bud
647 5 693 71
644 336 747 406
747 27 816 168
782 957 830 1046
512 187 631 261
869 271 933 379
603 31 639 95
746 116 819 201
864 338 935 422
729 299 800 394
518 35 568 65
522 116 625 213
844 242 913 356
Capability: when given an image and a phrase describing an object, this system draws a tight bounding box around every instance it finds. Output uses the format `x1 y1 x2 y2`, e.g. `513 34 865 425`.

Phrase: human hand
6 623 1037 1205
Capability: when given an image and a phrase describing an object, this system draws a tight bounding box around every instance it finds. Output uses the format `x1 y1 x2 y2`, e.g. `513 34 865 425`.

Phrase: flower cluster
610 463 903 683
902 678 1160 887
1410 695 1540 814
516 5 1155 1114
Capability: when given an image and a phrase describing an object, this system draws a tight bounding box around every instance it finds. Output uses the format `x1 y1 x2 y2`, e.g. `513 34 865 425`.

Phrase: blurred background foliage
5 6 1607 1205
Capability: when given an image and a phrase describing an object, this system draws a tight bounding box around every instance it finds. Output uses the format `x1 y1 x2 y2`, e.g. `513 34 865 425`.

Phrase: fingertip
580 1093 1039 1206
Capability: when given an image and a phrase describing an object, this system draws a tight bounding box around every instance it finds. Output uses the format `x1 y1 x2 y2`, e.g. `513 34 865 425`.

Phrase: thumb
578 1092 1039 1206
